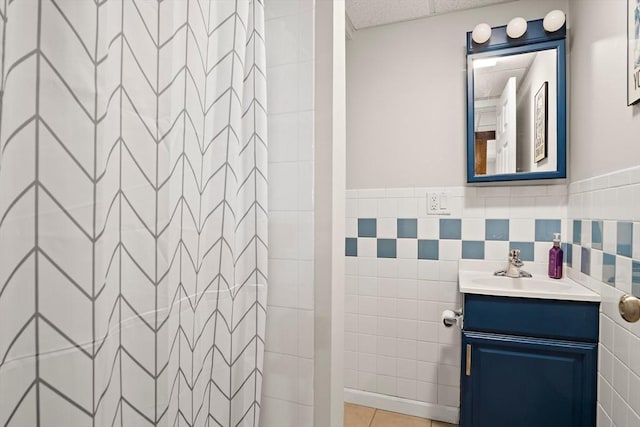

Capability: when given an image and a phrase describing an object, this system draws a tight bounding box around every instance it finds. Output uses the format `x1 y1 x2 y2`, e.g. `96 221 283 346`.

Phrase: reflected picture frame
629 0 640 105
534 81 548 163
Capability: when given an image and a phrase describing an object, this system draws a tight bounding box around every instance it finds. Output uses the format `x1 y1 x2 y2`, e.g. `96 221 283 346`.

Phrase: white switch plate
427 192 451 215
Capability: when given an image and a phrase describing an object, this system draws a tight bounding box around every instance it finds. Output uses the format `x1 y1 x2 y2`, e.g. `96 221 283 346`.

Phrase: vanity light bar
471 10 565 45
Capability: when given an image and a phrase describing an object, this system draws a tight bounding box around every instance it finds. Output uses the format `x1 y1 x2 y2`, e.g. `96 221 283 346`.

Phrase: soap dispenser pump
548 232 563 279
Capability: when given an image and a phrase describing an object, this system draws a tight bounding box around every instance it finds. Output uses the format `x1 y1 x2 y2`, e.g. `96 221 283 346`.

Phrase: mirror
466 19 566 183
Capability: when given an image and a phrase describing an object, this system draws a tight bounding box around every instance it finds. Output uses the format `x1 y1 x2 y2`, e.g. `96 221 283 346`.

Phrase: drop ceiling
346 0 518 30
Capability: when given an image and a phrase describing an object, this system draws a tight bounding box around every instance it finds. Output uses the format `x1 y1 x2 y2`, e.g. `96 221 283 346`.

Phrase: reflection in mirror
473 49 557 176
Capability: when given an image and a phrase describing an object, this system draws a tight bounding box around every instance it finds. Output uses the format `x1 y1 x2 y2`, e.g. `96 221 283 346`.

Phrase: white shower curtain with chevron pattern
0 1 268 426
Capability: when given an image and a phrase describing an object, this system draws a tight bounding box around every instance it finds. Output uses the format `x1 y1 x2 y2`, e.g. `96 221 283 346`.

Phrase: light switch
440 192 448 209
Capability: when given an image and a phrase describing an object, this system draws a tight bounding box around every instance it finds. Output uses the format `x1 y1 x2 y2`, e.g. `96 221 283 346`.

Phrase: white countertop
458 260 600 302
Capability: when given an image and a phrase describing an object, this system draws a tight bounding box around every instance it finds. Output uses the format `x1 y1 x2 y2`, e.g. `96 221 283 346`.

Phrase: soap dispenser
548 232 563 279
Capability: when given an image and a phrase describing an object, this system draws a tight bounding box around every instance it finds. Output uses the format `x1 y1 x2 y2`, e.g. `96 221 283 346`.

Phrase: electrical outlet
427 192 451 215
427 193 440 214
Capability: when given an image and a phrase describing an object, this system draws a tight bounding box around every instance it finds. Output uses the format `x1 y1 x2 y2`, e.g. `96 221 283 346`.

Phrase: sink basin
459 262 600 302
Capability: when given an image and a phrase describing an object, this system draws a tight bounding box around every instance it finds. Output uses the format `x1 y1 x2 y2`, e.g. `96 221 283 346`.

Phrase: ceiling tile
346 0 517 30
433 0 514 15
346 0 432 30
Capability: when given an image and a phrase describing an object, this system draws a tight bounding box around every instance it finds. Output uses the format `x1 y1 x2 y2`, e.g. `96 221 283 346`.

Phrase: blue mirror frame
466 19 566 183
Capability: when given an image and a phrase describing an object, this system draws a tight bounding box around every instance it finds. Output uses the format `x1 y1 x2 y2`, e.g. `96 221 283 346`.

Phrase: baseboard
344 388 460 425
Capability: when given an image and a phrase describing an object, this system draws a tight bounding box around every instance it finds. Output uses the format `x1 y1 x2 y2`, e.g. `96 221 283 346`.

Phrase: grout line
368 408 376 427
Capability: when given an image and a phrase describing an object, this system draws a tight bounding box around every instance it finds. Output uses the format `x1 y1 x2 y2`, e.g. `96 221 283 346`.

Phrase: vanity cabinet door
461 331 596 427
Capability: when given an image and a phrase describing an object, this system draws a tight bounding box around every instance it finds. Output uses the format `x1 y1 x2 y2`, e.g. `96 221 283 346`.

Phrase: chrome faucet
494 249 532 278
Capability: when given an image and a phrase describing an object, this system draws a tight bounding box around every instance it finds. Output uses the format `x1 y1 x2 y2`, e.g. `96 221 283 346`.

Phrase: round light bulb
543 10 566 32
472 23 491 44
506 17 527 39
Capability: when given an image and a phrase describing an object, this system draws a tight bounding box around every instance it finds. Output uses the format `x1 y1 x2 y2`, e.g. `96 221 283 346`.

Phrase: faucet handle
509 249 524 267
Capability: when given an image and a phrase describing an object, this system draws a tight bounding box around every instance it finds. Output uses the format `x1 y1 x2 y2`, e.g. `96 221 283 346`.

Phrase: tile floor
344 403 459 427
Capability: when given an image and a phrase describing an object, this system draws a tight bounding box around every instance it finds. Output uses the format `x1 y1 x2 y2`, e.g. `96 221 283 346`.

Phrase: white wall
567 1 640 426
346 0 568 189
569 0 640 182
262 1 315 425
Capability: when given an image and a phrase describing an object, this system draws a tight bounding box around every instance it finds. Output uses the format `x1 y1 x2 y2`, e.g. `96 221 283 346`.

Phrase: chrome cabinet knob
619 294 640 323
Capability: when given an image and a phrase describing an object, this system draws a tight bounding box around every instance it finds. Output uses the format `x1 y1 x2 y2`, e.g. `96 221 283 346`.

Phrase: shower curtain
0 0 268 426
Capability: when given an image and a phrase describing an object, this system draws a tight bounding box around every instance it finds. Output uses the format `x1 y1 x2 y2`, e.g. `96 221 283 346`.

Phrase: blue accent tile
573 220 582 244
462 241 485 260
509 242 535 262
439 219 461 240
397 218 418 239
633 261 640 298
581 247 591 275
377 239 397 258
566 244 573 267
602 253 616 286
535 219 561 242
485 219 509 241
358 218 377 238
418 240 439 260
617 221 633 258
592 221 603 250
345 238 357 257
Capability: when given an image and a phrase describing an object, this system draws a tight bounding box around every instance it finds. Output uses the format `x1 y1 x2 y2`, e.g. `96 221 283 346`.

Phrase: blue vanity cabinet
460 294 599 427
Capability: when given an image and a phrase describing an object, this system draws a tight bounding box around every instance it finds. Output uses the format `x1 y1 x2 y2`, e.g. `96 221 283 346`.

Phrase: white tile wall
345 184 568 416
509 218 535 241
263 1 315 426
568 166 640 427
461 218 485 241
